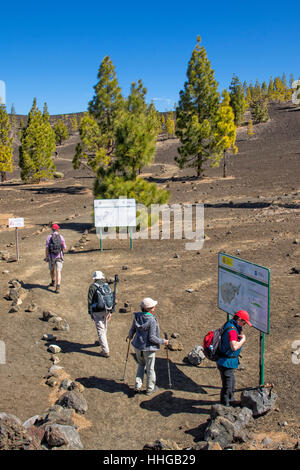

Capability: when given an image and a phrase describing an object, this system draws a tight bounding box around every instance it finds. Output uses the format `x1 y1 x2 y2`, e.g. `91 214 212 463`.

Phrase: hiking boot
99 351 110 358
146 385 159 396
55 285 60 293
49 280 55 287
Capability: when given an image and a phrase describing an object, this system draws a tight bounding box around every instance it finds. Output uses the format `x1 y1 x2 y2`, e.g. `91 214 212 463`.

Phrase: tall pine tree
0 104 13 182
175 36 221 177
229 74 246 126
19 99 56 182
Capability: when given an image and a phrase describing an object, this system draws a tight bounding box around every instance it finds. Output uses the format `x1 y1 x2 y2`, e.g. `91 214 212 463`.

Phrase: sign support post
259 332 265 386
9 218 24 261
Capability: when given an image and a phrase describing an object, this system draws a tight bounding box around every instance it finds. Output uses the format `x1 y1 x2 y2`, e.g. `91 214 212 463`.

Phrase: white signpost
8 218 24 261
218 252 271 385
94 199 136 251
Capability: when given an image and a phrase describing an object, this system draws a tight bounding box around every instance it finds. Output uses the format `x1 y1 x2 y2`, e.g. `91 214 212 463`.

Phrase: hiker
45 224 66 293
88 271 113 358
217 310 252 406
127 298 168 396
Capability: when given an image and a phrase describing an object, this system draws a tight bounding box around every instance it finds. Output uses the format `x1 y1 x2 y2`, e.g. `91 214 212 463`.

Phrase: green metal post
100 228 103 252
130 227 133 250
259 332 265 386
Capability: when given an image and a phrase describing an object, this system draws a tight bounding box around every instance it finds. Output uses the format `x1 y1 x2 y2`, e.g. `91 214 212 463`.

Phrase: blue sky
1 0 299 115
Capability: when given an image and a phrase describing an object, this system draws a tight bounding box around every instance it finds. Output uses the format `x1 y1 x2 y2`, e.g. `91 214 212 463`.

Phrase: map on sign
218 252 270 334
94 199 136 228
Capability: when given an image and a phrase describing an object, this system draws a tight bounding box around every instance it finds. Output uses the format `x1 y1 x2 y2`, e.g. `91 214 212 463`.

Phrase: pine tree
10 103 17 137
229 74 246 126
166 112 176 137
114 80 160 179
70 115 78 134
19 99 56 182
213 90 238 177
43 102 50 121
247 118 254 136
268 77 275 101
53 118 69 145
251 96 269 123
0 104 13 182
175 36 221 177
88 55 124 152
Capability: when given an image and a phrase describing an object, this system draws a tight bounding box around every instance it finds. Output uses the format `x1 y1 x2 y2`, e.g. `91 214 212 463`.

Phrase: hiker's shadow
46 339 100 357
154 356 217 394
77 376 133 398
23 282 54 293
140 391 219 417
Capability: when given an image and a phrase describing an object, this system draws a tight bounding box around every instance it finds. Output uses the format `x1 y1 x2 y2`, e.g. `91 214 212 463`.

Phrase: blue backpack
93 282 114 313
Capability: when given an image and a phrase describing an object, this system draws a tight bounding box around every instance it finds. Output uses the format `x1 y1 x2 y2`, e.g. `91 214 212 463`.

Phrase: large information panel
94 199 136 228
218 252 270 334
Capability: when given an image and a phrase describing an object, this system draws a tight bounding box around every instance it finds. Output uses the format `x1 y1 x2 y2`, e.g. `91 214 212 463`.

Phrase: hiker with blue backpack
45 224 66 293
88 271 114 358
216 310 252 406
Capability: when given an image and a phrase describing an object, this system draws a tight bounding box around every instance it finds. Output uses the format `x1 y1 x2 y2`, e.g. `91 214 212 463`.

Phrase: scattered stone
55 391 88 415
186 288 194 293
42 334 56 341
59 379 73 390
46 376 59 387
42 310 55 321
53 171 64 179
174 253 179 258
187 345 206 365
48 345 62 354
0 413 42 450
171 332 180 339
35 405 75 428
44 424 83 449
69 246 76 253
168 340 184 351
8 305 20 313
122 265 128 270
25 302 38 312
52 318 70 332
290 266 300 274
48 365 63 375
240 387 278 417
2 270 9 275
50 355 60 365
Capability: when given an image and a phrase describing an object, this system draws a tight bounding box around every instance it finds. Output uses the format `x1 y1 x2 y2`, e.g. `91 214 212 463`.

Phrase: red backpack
203 324 232 362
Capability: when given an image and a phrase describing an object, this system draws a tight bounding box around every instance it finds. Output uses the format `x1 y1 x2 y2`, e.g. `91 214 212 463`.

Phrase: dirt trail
0 102 299 450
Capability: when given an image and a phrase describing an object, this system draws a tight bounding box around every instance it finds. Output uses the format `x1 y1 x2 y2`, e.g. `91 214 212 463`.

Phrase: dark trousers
217 365 235 406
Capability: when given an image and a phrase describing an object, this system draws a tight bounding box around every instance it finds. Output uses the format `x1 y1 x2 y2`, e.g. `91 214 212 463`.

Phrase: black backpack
49 233 62 256
93 282 114 313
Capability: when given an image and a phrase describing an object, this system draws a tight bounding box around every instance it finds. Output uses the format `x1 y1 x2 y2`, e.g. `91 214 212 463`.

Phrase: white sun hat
141 297 158 310
93 271 105 280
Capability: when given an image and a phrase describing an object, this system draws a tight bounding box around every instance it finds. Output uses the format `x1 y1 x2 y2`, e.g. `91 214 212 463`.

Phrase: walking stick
112 274 119 313
121 338 131 382
164 332 172 389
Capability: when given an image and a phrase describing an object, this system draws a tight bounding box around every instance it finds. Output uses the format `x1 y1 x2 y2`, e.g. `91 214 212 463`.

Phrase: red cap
51 224 60 231
235 310 252 327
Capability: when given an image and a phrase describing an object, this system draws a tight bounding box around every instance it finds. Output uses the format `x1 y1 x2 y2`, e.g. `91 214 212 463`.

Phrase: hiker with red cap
217 310 252 406
45 224 66 293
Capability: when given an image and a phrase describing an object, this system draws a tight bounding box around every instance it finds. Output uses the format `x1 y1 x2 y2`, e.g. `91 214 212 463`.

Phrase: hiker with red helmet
45 224 66 293
217 310 252 406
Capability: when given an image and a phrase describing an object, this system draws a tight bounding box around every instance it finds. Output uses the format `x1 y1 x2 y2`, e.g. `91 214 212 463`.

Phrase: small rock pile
4 279 28 313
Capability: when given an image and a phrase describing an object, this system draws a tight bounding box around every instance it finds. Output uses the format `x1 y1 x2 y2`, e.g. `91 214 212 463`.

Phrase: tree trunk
1 171 7 182
223 150 227 178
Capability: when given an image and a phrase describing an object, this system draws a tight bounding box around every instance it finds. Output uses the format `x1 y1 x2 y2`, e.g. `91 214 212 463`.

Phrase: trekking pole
112 274 119 313
121 338 131 382
164 332 172 389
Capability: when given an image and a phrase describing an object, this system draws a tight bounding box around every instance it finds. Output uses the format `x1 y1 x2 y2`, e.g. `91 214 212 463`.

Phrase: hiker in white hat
127 297 168 396
88 271 113 358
